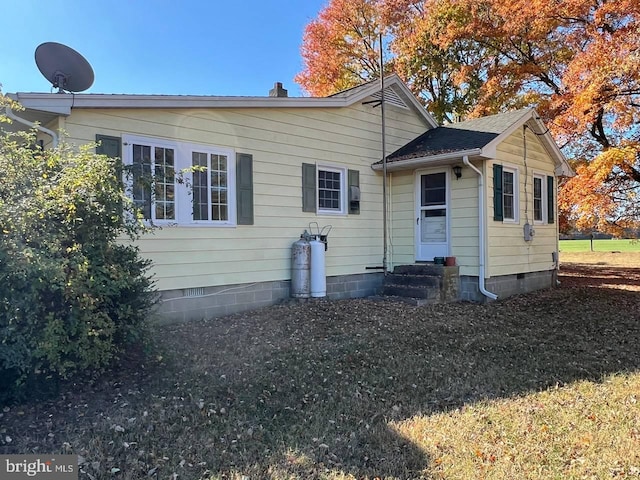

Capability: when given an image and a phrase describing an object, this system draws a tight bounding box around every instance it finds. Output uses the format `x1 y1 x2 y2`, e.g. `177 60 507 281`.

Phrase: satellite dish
35 42 94 93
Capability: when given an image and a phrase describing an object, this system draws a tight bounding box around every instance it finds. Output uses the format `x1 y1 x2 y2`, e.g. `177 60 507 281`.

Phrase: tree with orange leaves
296 0 485 123
295 0 385 97
416 0 640 235
298 0 640 235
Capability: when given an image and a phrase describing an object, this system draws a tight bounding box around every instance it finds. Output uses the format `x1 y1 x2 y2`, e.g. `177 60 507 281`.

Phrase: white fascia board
13 92 348 110
372 148 483 172
9 93 73 115
11 75 437 126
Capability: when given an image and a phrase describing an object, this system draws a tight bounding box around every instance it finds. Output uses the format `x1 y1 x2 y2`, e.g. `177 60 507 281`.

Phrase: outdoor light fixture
452 165 462 180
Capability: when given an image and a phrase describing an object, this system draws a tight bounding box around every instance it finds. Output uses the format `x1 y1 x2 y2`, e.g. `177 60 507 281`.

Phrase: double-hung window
131 141 176 222
533 174 545 223
534 173 555 224
123 135 238 226
493 163 519 222
192 151 229 222
317 166 345 213
302 163 359 215
502 168 516 221
318 167 345 213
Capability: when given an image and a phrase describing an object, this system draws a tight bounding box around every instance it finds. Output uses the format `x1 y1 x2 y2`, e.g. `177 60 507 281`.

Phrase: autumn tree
295 0 386 97
298 0 640 235
416 0 640 235
297 0 486 123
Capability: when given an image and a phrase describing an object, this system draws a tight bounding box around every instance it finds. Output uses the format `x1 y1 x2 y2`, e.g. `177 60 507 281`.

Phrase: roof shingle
386 109 532 162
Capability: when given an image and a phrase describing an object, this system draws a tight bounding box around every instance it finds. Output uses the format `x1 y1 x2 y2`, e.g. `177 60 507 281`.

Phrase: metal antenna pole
380 33 388 274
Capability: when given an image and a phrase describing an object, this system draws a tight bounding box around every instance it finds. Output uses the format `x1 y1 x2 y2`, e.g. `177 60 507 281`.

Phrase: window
503 169 516 221
533 175 545 223
123 135 249 226
131 143 175 221
422 172 446 206
192 152 229 222
317 166 346 214
302 164 360 215
493 163 519 222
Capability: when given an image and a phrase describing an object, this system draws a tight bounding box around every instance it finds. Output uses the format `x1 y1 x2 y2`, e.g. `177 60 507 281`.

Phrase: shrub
0 98 157 403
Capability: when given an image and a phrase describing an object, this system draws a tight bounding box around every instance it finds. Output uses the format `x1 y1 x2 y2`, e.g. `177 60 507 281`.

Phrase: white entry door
416 170 450 261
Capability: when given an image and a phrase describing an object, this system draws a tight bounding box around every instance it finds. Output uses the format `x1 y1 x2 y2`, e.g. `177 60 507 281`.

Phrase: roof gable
379 108 573 176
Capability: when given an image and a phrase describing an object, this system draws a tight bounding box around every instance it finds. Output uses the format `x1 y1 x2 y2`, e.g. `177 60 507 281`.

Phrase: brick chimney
269 82 288 97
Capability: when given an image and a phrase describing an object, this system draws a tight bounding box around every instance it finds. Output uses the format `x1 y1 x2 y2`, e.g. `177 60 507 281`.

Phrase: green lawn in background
559 239 640 252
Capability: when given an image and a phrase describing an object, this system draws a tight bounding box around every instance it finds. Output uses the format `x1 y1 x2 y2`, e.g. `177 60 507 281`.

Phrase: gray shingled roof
385 108 532 162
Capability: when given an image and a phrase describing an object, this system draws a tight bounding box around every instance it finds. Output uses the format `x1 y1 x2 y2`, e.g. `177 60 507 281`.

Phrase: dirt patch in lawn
560 263 640 291
1 264 639 479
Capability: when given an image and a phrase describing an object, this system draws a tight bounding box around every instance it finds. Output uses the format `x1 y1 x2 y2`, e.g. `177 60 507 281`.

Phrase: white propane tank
310 237 326 297
291 237 311 298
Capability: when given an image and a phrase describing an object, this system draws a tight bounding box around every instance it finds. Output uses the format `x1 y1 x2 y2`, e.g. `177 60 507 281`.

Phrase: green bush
0 99 157 403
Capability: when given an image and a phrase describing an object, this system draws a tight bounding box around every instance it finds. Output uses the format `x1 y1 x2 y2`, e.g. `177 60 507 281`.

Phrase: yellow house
8 75 573 320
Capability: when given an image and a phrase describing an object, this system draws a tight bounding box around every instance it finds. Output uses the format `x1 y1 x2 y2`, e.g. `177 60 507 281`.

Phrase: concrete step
383 273 441 288
376 264 460 304
393 264 459 276
381 284 441 301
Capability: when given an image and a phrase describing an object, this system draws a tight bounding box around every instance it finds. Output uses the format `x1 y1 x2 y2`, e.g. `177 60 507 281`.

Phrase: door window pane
421 173 446 206
421 208 447 243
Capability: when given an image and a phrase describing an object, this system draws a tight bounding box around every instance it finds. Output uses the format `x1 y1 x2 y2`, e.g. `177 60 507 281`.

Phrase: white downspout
4 106 59 148
463 155 498 300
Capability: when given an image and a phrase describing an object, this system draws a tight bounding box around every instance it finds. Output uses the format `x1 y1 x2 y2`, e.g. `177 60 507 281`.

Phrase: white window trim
502 164 519 224
317 164 347 215
122 134 236 227
532 173 547 224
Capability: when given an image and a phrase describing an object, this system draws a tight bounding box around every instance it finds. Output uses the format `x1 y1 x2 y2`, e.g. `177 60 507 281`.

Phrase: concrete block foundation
460 269 557 302
154 272 384 323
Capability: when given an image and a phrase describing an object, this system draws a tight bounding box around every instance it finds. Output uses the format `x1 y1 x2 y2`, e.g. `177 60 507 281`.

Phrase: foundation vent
184 287 205 298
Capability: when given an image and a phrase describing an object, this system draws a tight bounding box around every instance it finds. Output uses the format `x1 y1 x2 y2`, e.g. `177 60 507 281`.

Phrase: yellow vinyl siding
487 128 558 277
388 170 415 267
62 101 426 291
449 174 480 276
388 168 480 276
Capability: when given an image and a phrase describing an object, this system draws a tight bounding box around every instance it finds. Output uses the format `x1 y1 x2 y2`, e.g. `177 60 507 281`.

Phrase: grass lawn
1 262 639 479
560 240 640 266
560 238 640 252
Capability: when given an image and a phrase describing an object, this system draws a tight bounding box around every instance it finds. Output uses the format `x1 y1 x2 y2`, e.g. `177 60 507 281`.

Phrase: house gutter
463 155 498 301
372 149 483 172
4 106 59 148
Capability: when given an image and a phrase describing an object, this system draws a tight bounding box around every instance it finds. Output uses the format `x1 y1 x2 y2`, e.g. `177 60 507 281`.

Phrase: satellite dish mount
35 42 94 93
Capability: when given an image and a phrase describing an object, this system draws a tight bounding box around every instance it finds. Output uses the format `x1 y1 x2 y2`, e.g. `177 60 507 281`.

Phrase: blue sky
1 0 327 96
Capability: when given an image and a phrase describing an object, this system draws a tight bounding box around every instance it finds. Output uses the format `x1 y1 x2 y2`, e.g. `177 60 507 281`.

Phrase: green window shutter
302 163 316 212
547 175 555 224
348 169 360 215
236 153 254 225
95 135 121 158
493 163 503 221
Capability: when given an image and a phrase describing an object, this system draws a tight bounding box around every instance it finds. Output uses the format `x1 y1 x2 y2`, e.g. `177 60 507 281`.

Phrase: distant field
559 239 639 252
560 239 640 266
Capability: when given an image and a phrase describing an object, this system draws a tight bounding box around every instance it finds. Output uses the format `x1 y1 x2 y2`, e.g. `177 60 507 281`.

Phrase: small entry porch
380 263 461 305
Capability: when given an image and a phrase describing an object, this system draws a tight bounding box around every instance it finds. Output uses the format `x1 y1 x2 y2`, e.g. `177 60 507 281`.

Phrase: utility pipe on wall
379 33 388 274
463 155 498 300
4 106 59 148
